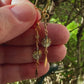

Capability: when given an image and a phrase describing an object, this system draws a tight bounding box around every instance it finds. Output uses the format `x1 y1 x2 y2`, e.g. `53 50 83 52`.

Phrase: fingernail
11 4 36 22
1 0 11 5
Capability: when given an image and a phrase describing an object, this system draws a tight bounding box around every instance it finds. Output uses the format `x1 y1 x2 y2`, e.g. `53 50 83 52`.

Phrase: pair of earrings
32 6 51 77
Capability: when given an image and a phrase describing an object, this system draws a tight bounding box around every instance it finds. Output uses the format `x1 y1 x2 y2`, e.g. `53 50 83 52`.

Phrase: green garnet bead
33 50 42 60
41 36 51 48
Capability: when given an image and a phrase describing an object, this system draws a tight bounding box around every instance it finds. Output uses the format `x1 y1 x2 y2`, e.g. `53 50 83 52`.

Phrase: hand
0 0 69 84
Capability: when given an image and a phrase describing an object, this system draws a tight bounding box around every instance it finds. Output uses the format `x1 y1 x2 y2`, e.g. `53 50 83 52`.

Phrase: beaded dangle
33 23 42 77
41 9 51 67
33 0 51 77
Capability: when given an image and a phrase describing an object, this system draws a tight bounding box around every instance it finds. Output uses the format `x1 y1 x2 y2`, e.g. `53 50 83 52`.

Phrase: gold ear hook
35 0 38 6
42 12 49 20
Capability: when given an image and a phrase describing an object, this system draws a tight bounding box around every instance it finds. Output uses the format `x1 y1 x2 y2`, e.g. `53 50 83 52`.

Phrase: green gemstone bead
33 50 42 60
41 37 51 47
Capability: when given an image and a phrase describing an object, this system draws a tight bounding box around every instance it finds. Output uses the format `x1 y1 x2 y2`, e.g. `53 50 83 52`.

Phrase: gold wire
44 22 48 36
43 11 49 67
35 60 39 77
35 28 39 50
44 0 50 10
35 23 40 77
35 0 38 6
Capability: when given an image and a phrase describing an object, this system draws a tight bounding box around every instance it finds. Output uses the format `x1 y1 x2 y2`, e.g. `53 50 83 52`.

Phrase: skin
0 0 69 84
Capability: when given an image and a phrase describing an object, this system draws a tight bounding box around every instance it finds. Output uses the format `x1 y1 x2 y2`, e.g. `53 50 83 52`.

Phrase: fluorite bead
33 50 42 60
41 36 51 47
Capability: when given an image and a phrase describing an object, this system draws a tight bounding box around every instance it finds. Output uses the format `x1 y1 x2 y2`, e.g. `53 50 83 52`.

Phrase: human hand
0 0 69 84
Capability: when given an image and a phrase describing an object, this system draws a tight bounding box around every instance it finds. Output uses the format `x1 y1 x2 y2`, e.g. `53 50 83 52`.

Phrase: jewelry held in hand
33 0 51 77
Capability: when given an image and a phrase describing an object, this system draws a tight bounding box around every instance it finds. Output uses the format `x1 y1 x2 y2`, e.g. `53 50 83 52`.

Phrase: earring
33 1 51 77
33 22 42 77
41 10 51 67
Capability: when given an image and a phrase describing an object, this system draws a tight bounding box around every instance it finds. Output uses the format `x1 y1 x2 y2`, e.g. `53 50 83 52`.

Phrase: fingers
0 45 66 64
0 0 28 6
11 0 29 5
6 23 70 46
0 63 49 84
0 0 11 6
0 0 37 44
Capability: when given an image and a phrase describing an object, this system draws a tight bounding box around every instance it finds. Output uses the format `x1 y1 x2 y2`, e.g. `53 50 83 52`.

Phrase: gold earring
33 0 51 77
41 9 51 67
33 22 42 77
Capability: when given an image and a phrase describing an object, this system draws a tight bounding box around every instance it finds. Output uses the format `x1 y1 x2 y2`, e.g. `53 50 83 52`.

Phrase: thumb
0 1 37 44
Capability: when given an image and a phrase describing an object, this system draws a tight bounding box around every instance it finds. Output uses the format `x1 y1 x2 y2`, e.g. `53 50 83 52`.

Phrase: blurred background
8 0 84 84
